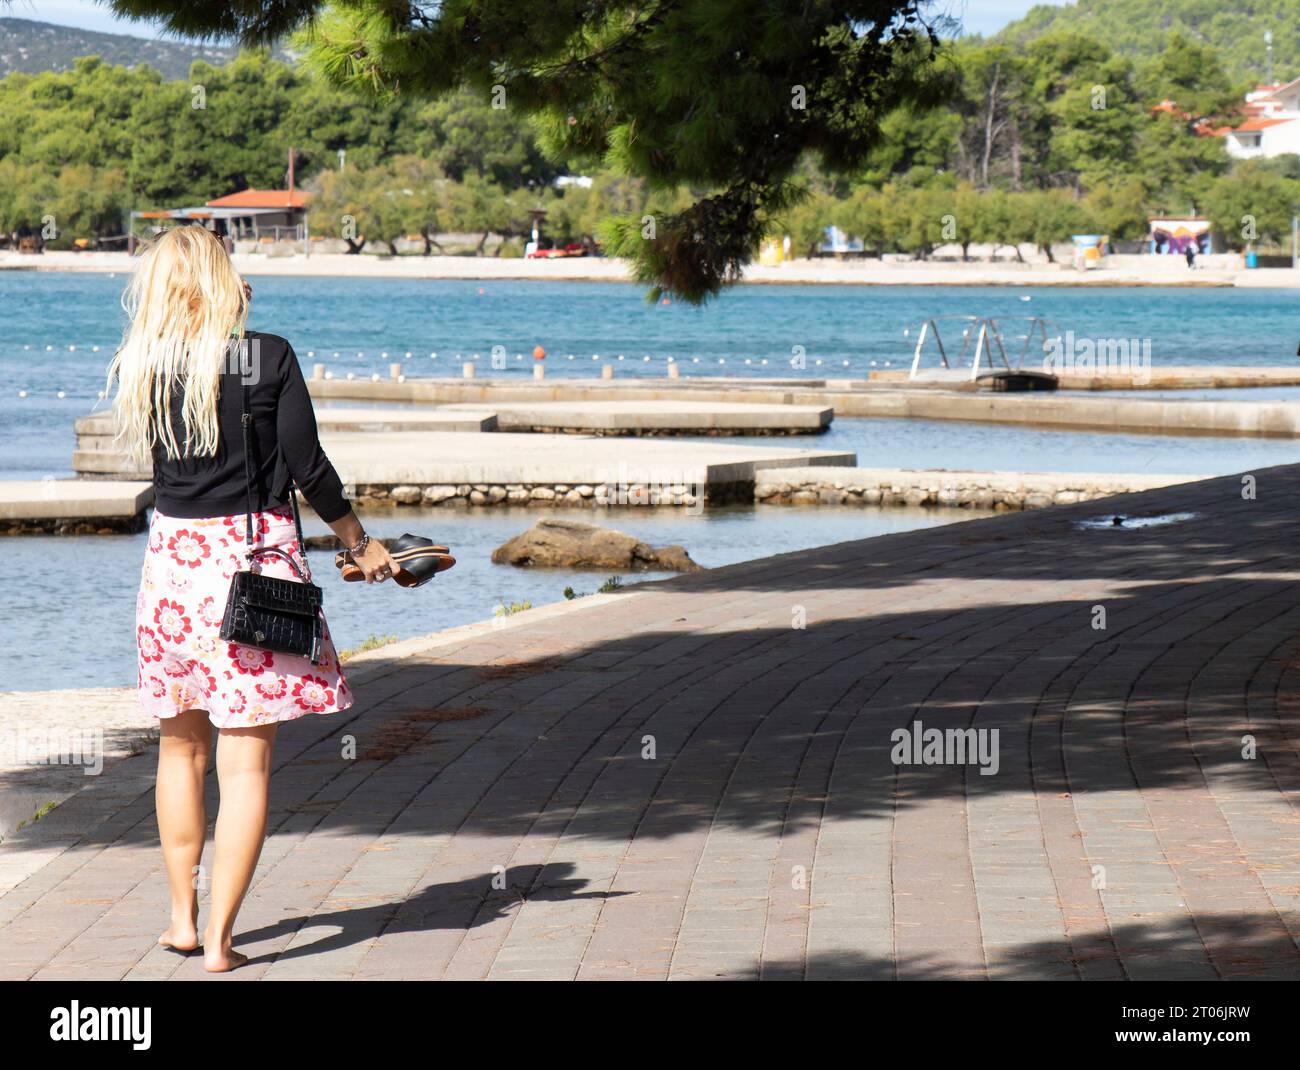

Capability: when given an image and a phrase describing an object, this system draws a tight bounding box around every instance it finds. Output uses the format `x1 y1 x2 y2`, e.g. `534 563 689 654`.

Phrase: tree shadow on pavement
757 911 1300 981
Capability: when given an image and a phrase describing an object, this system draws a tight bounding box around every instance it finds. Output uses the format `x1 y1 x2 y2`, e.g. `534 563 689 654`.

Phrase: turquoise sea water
2 273 1299 690
1 273 1299 478
0 503 974 692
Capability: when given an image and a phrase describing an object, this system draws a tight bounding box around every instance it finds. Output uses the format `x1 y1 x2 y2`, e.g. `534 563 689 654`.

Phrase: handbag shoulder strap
237 336 310 575
239 378 256 554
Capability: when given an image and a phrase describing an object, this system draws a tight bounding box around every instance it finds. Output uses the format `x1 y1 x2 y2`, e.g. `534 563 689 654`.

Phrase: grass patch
17 800 59 832
339 634 400 662
563 576 625 600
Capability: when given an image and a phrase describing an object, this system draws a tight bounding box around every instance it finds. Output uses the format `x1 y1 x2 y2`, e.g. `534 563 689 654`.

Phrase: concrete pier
439 399 832 434
324 431 855 507
73 400 835 478
303 377 1300 438
0 480 153 533
872 365 1300 390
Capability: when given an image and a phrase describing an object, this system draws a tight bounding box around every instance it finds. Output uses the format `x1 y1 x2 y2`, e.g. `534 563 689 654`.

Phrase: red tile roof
1215 116 1295 135
205 188 312 209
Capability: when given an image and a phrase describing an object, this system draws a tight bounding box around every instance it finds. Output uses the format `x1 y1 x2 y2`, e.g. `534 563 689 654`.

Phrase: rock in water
492 518 701 572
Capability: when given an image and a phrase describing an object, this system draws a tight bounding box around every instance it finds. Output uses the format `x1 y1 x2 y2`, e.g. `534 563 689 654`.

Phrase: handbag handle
238 338 310 572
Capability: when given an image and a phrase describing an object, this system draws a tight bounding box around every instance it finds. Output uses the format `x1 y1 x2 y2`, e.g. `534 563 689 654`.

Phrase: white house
1217 78 1300 159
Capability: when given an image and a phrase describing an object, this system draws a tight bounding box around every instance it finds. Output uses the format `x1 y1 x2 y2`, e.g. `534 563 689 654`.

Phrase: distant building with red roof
131 186 312 249
1213 78 1300 159
205 188 312 212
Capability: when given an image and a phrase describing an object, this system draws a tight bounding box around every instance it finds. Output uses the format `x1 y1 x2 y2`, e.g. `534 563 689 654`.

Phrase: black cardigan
150 331 350 523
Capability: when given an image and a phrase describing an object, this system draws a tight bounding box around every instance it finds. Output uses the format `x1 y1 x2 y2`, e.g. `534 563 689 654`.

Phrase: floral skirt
136 506 352 728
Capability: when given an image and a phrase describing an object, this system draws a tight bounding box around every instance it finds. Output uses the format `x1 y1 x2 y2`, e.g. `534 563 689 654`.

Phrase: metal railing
907 315 1061 381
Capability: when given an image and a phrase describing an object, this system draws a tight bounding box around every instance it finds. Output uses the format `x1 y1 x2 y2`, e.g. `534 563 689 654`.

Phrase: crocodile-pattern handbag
218 379 325 664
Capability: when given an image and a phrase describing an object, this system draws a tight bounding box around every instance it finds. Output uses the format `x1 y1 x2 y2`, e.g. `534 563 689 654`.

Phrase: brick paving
2 467 1300 980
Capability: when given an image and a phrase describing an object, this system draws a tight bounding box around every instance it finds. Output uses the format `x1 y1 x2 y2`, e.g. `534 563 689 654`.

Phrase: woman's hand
351 538 400 584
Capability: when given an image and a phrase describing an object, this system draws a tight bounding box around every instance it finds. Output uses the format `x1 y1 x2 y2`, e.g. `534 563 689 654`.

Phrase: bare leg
156 708 212 952
204 722 277 972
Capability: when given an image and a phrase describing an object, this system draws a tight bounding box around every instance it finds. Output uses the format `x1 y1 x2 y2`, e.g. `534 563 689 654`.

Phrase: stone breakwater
347 469 1202 511
753 467 1202 510
350 480 737 509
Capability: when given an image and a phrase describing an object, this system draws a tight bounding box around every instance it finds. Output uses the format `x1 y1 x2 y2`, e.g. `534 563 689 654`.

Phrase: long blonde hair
107 225 248 464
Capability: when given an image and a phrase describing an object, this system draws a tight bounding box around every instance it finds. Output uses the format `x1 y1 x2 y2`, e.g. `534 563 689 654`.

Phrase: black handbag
218 382 325 664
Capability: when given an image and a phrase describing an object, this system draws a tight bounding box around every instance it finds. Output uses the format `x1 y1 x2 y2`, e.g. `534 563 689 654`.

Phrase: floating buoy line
9 341 886 399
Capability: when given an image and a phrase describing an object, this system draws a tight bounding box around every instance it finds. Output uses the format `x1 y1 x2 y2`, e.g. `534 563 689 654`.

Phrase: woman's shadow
236 862 625 966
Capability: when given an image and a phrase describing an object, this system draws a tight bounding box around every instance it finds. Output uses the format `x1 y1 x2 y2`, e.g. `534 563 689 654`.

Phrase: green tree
1011 189 1093 262
1198 163 1300 251
107 0 951 302
1083 177 1152 240
781 191 837 259
408 87 559 189
834 187 887 258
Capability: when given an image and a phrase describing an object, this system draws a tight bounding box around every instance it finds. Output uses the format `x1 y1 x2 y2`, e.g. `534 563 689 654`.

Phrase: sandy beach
3 248 1296 288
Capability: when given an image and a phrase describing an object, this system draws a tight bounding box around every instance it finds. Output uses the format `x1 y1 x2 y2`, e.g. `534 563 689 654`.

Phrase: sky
8 0 1076 41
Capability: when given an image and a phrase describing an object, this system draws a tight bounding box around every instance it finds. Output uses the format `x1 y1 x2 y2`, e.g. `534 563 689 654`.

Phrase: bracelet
348 533 370 556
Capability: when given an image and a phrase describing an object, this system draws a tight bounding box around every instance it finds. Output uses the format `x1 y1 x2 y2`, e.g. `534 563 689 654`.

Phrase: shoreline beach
3 249 1297 288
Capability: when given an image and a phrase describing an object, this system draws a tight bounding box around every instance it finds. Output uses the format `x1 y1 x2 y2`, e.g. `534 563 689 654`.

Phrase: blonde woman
107 225 398 972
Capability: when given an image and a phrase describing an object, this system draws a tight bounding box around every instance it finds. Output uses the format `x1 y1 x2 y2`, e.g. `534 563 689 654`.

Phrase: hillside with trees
998 0 1300 85
1 10 1298 276
0 17 276 79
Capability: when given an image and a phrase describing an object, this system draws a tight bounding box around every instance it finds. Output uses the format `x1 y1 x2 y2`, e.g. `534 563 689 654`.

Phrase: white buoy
92 345 100 352
371 373 380 381
46 345 53 351
325 371 334 380
381 351 389 358
68 345 76 351
18 390 28 398
57 390 66 398
307 350 315 357
346 372 356 381
398 374 406 383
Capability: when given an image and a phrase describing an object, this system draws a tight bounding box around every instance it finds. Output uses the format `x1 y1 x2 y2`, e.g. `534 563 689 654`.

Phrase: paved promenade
2 466 1299 980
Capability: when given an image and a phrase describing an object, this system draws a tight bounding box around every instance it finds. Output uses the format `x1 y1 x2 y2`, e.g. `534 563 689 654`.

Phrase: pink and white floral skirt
136 506 353 728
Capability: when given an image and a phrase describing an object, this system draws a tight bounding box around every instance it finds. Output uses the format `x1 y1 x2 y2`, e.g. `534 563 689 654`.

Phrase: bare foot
159 903 200 953
203 931 247 973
